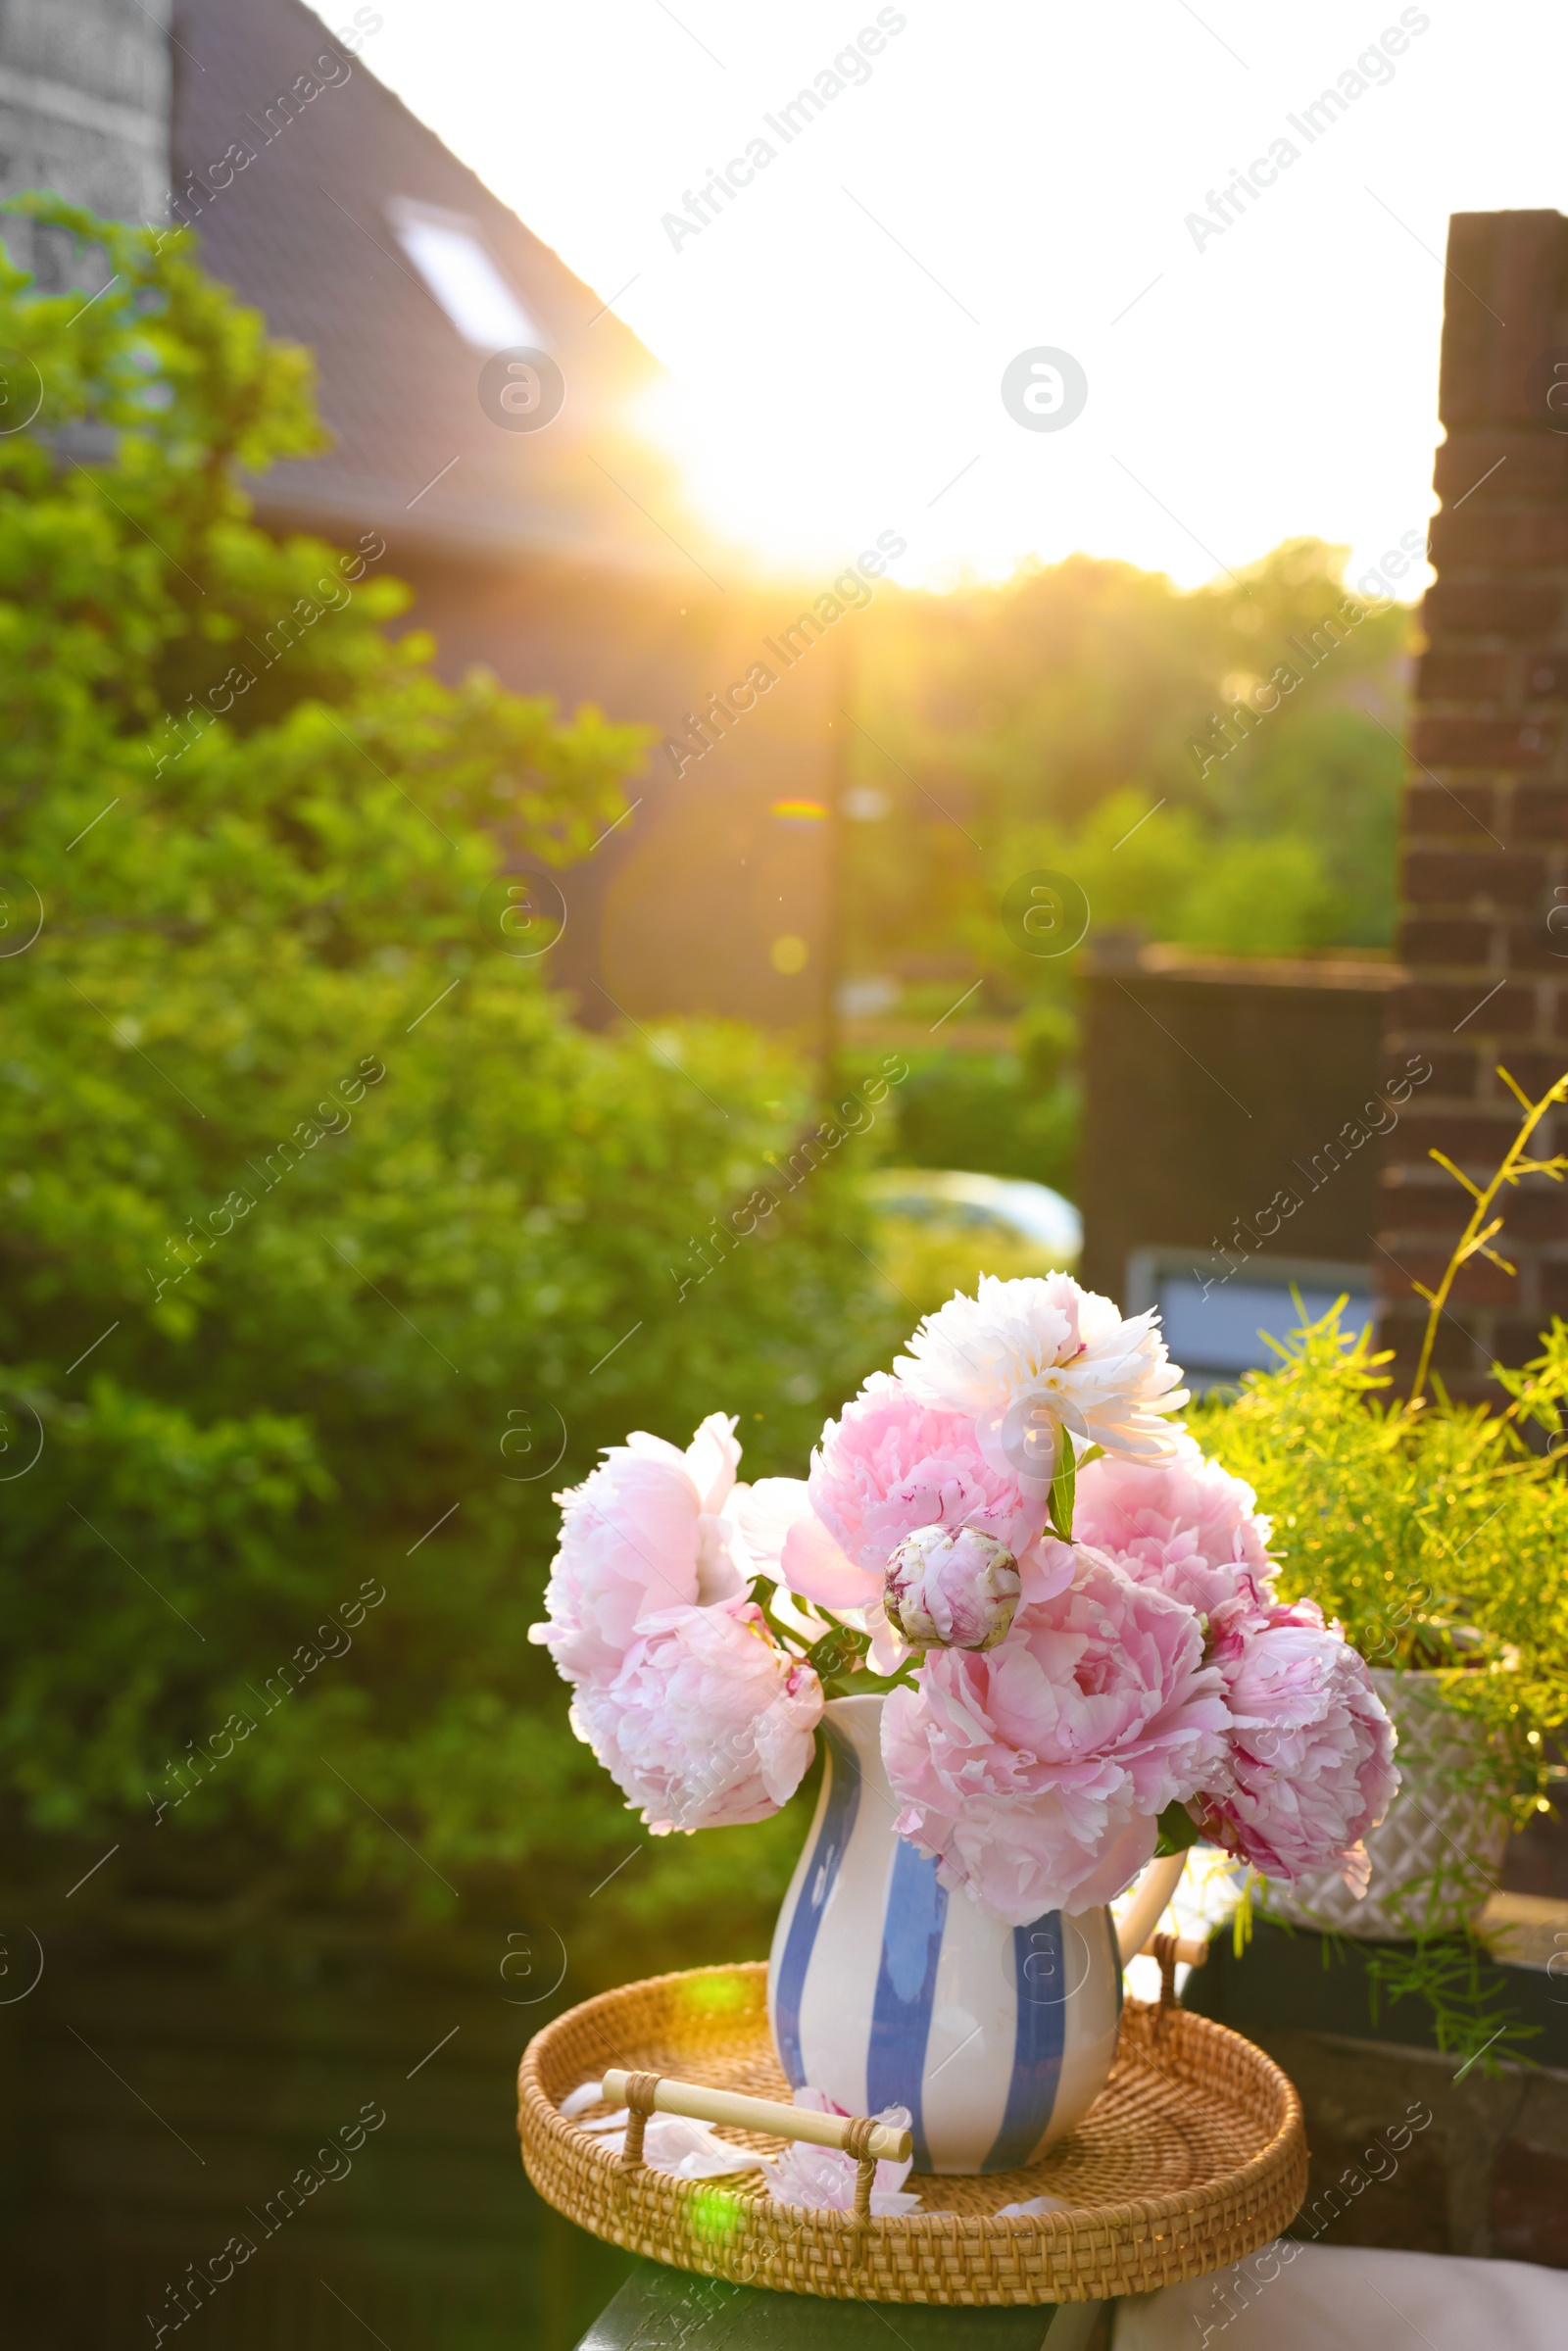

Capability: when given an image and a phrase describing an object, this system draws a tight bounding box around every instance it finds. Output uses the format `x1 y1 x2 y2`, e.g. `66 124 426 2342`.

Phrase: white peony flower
894 1272 1187 1471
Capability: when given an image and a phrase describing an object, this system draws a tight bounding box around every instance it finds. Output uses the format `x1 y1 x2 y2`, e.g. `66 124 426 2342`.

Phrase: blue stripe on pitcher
866 1837 949 2168
982 1912 1068 2171
771 1716 860 2083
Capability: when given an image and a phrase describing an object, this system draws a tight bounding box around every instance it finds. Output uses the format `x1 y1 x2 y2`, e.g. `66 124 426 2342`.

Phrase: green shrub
0 199 896 1957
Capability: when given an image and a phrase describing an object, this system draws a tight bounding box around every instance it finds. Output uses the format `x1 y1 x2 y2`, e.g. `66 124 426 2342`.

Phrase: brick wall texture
1380 210 1568 1391
0 2 170 227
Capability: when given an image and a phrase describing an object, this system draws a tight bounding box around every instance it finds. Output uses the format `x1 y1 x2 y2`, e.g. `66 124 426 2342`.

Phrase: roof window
387 200 540 350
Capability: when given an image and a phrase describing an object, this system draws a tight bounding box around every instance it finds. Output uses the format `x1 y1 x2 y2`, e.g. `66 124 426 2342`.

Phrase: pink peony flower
571 1601 823 1834
1072 1436 1276 1624
767 2090 920 2218
529 1413 750 1680
883 1551 1229 1925
894 1274 1188 1472
884 1524 1021 1650
808 1371 1040 1576
1197 1598 1398 1887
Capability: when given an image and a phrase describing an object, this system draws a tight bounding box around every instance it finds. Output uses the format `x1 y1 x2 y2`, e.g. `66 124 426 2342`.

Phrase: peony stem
1047 1439 1076 1543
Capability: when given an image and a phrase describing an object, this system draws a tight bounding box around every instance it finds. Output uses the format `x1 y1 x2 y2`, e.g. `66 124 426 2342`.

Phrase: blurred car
862 1169 1082 1318
864 1169 1082 1255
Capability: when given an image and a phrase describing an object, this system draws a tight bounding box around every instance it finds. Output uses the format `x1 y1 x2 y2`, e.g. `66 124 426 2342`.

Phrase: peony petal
693 1513 751 1607
683 1411 741 1515
863 1597 912 1676
1017 1534 1078 1608
1338 1839 1372 1897
733 1476 815 1574
781 1513 884 1608
622 1430 697 1472
768 2096 918 2215
1062 1809 1158 1912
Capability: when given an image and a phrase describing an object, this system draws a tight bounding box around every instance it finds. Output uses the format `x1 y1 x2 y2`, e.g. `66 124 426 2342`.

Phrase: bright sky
333 0 1568 593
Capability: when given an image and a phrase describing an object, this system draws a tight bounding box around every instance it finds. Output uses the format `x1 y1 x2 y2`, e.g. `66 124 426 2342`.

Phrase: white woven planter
1265 1668 1510 1941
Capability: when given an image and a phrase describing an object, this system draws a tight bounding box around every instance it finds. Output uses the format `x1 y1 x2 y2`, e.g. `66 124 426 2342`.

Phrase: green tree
989 787 1346 965
0 199 894 1957
837 540 1411 1200
845 537 1411 986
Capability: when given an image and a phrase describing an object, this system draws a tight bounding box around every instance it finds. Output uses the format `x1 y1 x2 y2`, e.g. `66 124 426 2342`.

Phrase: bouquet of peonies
530 1273 1398 1924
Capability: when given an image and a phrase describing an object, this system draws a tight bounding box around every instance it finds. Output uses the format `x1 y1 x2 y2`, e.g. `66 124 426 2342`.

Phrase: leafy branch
1411 1063 1568 1404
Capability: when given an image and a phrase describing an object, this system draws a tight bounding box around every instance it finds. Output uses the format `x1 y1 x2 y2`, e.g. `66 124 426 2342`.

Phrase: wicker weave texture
515 1962 1307 2307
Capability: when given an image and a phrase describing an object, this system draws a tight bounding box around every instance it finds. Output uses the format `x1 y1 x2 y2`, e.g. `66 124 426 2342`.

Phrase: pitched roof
171 0 699 575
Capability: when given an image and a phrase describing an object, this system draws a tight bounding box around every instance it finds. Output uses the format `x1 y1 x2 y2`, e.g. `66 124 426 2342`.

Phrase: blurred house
0 0 169 226
0 0 844 1037
1079 942 1398 1388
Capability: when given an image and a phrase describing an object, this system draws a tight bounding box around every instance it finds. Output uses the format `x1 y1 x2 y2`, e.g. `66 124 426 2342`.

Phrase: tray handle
600 2067 910 2232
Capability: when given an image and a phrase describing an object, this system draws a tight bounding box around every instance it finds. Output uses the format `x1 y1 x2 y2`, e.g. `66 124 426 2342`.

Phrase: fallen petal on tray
996 2194 1073 2217
767 2093 921 2218
569 2101 769 2180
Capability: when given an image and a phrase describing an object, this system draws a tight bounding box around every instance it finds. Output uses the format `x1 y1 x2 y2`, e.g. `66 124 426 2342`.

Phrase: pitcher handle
1115 1851 1189 1967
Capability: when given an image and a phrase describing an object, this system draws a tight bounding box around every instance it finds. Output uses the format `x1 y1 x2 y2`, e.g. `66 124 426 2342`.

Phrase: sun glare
631 374 863 580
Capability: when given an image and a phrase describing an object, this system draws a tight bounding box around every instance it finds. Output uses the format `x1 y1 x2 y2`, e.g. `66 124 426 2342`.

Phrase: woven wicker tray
516 1962 1307 2307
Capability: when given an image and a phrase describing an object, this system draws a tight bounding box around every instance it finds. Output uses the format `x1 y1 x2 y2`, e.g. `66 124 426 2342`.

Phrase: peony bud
884 1524 1021 1651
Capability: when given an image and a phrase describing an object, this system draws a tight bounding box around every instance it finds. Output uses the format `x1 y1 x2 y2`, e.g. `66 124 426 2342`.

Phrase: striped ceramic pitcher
767 1692 1123 2175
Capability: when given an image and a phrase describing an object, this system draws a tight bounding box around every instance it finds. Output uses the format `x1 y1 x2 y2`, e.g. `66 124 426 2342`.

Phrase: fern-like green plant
1191 1066 1568 2069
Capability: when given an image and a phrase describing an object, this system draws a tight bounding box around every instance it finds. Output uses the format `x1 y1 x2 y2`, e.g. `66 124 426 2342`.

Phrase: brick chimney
1379 211 1568 1394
